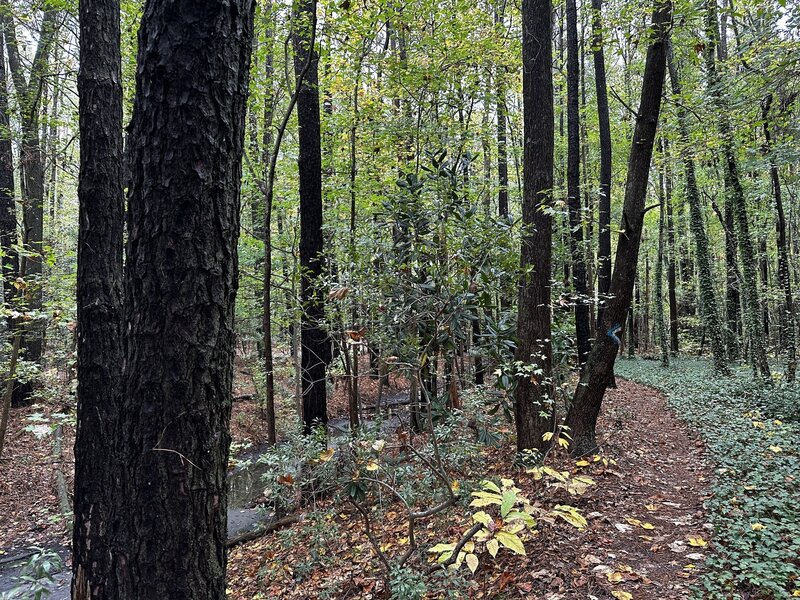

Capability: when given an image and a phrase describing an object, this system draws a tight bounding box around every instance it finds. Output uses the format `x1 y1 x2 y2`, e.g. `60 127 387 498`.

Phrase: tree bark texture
293 0 330 433
113 1 254 597
71 0 125 597
515 0 555 454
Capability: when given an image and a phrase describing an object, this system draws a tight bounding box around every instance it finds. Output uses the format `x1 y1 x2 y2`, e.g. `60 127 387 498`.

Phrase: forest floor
0 361 715 599
227 377 713 599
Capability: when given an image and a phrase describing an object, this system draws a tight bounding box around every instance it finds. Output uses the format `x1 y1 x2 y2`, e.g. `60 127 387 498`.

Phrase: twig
425 522 483 575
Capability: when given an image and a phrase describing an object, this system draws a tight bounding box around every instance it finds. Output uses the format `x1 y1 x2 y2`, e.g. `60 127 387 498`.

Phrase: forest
0 0 798 598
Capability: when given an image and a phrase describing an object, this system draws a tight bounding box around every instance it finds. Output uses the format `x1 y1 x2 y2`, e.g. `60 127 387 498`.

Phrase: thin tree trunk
703 0 769 378
656 154 669 366
663 138 679 353
565 0 672 456
762 94 795 380
293 0 329 433
71 0 125 596
495 6 508 218
566 0 591 367
667 41 728 373
592 0 612 329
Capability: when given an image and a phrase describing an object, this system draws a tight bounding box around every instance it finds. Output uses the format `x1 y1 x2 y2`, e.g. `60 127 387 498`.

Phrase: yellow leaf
752 421 765 429
542 431 554 442
451 480 461 494
472 511 492 526
688 537 707 547
480 480 502 493
465 553 479 574
495 531 526 555
558 436 570 449
774 419 783 426
552 504 588 530
365 460 379 471
792 590 800 597
429 543 455 554
486 538 499 558
645 504 658 511
607 572 625 583
751 523 766 531
641 522 655 530
611 592 633 600
768 446 782 453
576 459 590 467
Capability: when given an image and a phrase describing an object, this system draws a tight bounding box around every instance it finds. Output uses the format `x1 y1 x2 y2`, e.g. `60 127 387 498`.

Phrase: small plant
0 547 63 600
388 566 428 600
429 478 587 574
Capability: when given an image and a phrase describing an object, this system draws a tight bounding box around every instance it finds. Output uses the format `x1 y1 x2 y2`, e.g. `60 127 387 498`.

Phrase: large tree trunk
762 94 796 381
565 0 591 367
71 0 125 597
666 41 728 374
565 0 672 457
515 0 555 454
112 1 254 597
294 0 329 433
704 0 769 378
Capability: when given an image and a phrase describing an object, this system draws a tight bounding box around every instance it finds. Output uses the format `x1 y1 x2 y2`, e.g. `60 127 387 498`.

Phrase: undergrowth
617 358 800 600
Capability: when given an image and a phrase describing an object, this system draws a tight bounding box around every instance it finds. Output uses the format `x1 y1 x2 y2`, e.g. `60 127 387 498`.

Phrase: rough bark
656 152 669 366
293 0 329 433
565 0 590 367
112 1 254 597
663 138 679 353
71 0 125 597
565 0 672 456
667 41 728 374
515 0 555 454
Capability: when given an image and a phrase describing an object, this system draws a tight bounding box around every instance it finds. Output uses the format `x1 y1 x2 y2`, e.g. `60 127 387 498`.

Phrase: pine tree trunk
71 0 124 596
565 0 672 456
516 0 555 454
112 1 254 597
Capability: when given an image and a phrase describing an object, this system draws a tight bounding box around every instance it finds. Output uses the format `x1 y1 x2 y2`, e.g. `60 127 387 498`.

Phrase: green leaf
428 543 455 553
480 480 502 493
500 490 516 517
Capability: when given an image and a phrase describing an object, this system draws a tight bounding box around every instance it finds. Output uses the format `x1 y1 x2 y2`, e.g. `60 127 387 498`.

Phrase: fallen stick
225 513 301 548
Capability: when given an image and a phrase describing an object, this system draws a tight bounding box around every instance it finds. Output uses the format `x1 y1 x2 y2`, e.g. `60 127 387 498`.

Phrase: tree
110 1 255 596
666 40 728 374
515 0 555 454
592 0 612 329
293 0 329 433
495 4 508 219
71 0 124 596
761 94 795 381
2 6 60 406
703 0 769 378
566 0 591 367
565 0 672 456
